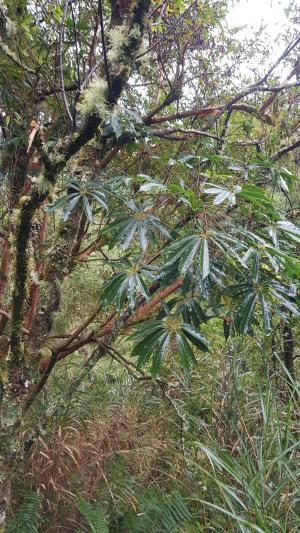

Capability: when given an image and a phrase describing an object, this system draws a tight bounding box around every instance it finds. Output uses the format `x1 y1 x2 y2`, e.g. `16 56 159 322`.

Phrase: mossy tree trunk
0 1 150 527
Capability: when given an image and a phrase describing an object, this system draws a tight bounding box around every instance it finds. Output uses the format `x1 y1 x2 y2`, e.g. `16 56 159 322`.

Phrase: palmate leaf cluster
102 199 171 252
101 259 159 310
94 151 300 375
46 178 107 222
130 316 209 376
164 229 247 279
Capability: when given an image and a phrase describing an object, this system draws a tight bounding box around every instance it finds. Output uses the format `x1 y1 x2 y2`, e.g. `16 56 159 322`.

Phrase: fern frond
132 490 191 533
76 496 109 533
5 492 41 533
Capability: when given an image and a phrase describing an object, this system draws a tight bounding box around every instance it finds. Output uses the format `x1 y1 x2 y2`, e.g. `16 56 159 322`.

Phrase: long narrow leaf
199 238 209 279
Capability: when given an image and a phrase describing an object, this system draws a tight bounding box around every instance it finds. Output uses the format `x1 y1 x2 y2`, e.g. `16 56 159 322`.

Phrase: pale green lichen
0 42 18 61
107 23 127 63
77 78 108 118
29 269 40 286
5 17 16 35
135 38 149 68
77 21 142 118
130 24 141 41
107 23 141 63
0 2 17 40
36 174 50 195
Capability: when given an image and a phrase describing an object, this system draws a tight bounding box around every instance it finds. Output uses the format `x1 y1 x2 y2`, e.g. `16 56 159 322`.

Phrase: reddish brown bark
24 213 48 331
0 238 10 336
0 238 10 306
39 278 184 371
146 104 272 126
126 278 184 326
71 213 87 258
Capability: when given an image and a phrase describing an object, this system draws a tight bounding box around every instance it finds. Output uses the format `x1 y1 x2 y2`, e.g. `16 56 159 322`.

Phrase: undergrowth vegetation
7 335 299 532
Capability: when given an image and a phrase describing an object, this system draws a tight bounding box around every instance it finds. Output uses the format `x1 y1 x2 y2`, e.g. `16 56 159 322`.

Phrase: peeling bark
27 207 80 353
0 238 9 307
24 213 48 332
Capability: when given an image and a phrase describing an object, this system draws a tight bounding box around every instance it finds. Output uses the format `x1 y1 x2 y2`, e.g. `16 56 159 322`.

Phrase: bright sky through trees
228 0 289 33
227 0 297 80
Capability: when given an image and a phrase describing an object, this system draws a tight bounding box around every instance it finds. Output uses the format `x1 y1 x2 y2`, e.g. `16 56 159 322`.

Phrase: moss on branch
9 192 47 373
9 0 150 384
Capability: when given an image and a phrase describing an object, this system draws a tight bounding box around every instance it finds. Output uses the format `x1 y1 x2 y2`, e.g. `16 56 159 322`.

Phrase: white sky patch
226 0 295 81
227 0 286 33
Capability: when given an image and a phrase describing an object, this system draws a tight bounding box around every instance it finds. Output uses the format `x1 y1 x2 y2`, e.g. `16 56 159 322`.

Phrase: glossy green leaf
102 264 152 310
82 196 93 223
130 316 209 374
133 328 165 367
151 333 170 376
178 298 208 326
276 221 300 243
199 238 209 279
259 294 271 332
103 201 170 251
270 288 300 316
237 184 273 209
181 323 209 351
236 293 258 334
62 194 81 221
176 332 197 371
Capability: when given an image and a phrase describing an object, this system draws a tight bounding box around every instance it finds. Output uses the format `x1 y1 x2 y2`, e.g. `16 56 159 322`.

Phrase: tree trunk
0 238 10 337
27 208 80 353
0 467 12 531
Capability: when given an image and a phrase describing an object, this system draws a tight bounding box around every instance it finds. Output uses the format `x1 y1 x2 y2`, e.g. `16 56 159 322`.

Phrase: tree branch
146 102 273 126
39 277 183 370
254 35 300 86
151 127 264 146
272 138 300 162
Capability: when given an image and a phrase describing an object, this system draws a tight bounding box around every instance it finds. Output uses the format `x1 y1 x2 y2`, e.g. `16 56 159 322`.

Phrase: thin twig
53 304 102 353
81 54 104 89
253 34 300 86
58 0 73 129
136 0 197 60
272 138 300 162
104 342 188 449
0 309 29 334
98 0 111 93
70 0 81 127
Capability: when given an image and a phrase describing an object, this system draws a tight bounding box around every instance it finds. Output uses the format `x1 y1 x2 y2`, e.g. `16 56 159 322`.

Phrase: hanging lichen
107 22 127 63
134 37 149 69
108 22 141 63
77 78 109 119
